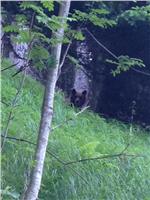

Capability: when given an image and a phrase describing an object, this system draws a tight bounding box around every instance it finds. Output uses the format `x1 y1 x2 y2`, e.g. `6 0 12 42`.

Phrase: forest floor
1 70 150 200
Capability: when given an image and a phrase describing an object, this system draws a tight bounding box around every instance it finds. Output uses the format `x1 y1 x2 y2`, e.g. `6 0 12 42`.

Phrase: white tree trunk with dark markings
23 1 71 200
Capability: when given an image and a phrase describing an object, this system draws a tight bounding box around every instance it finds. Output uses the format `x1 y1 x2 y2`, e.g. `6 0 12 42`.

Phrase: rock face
73 41 91 94
58 39 92 107
2 34 46 84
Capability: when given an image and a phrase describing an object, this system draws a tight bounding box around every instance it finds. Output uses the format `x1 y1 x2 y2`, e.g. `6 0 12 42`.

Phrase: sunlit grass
1 70 150 200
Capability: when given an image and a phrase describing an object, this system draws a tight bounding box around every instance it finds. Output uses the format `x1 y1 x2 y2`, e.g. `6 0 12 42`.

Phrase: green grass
1 70 150 200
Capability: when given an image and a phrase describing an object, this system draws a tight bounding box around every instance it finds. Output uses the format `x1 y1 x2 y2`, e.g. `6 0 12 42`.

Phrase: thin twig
64 153 145 166
1 134 146 183
84 28 118 60
1 71 26 150
120 143 130 154
1 106 90 184
57 42 72 80
84 28 150 77
132 68 150 77
1 100 10 107
1 134 89 185
30 12 35 31
12 64 27 77
60 42 72 69
1 62 20 72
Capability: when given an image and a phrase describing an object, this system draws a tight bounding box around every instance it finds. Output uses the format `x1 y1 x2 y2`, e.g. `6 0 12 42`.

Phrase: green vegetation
1 71 150 200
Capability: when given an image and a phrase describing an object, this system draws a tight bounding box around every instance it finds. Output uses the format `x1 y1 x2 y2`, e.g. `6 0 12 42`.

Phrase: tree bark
23 1 71 200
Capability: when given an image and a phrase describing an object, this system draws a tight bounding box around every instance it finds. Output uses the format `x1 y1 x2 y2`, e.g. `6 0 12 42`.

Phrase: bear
70 89 87 108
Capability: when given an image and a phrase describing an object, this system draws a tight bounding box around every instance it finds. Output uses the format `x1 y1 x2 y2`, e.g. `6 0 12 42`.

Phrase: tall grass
1 70 150 200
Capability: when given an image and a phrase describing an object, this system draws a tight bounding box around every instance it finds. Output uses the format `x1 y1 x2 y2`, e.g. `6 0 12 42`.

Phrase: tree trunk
23 1 71 200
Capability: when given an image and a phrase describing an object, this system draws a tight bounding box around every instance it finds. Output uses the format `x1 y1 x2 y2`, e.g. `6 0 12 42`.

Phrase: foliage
65 29 85 42
1 70 150 200
3 24 19 33
118 5 150 26
2 1 86 71
41 1 54 12
29 46 55 69
106 56 145 76
2 1 148 75
72 8 116 28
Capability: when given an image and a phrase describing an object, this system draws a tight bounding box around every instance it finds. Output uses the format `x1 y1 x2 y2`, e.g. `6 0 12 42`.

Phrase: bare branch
132 68 150 77
57 42 72 80
30 12 35 31
12 64 27 77
1 71 26 150
83 28 118 60
64 153 146 166
84 28 150 77
1 100 10 107
1 133 146 185
60 42 72 69
1 62 20 72
1 134 89 185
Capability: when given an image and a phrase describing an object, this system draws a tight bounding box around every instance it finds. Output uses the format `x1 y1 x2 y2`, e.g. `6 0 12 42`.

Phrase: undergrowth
1 70 150 200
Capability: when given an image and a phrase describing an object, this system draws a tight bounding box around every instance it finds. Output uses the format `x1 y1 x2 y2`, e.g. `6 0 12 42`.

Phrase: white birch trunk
23 1 71 200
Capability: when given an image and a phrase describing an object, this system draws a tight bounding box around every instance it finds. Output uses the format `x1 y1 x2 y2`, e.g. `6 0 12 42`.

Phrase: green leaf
118 5 150 25
72 8 116 28
3 25 19 33
107 56 145 76
20 2 44 14
15 14 27 24
41 1 54 12
30 46 50 61
74 31 85 40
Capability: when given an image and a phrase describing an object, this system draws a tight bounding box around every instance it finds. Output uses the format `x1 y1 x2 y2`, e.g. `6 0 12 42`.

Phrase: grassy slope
1 70 150 200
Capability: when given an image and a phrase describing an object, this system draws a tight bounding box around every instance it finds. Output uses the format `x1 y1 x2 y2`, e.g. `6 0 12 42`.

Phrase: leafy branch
84 28 148 76
107 56 145 76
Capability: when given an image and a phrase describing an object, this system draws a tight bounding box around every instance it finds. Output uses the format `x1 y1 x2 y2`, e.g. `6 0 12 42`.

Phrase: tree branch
1 71 26 150
60 42 72 69
1 134 146 184
1 62 20 72
132 67 150 77
83 28 118 60
64 153 145 166
1 134 89 185
1 100 10 107
84 28 150 77
57 42 72 80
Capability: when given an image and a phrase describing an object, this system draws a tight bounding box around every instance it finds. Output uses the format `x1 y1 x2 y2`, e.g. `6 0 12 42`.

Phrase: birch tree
23 1 71 200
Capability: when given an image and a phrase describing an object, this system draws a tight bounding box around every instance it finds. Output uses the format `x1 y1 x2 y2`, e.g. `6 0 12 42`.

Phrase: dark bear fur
70 89 87 108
